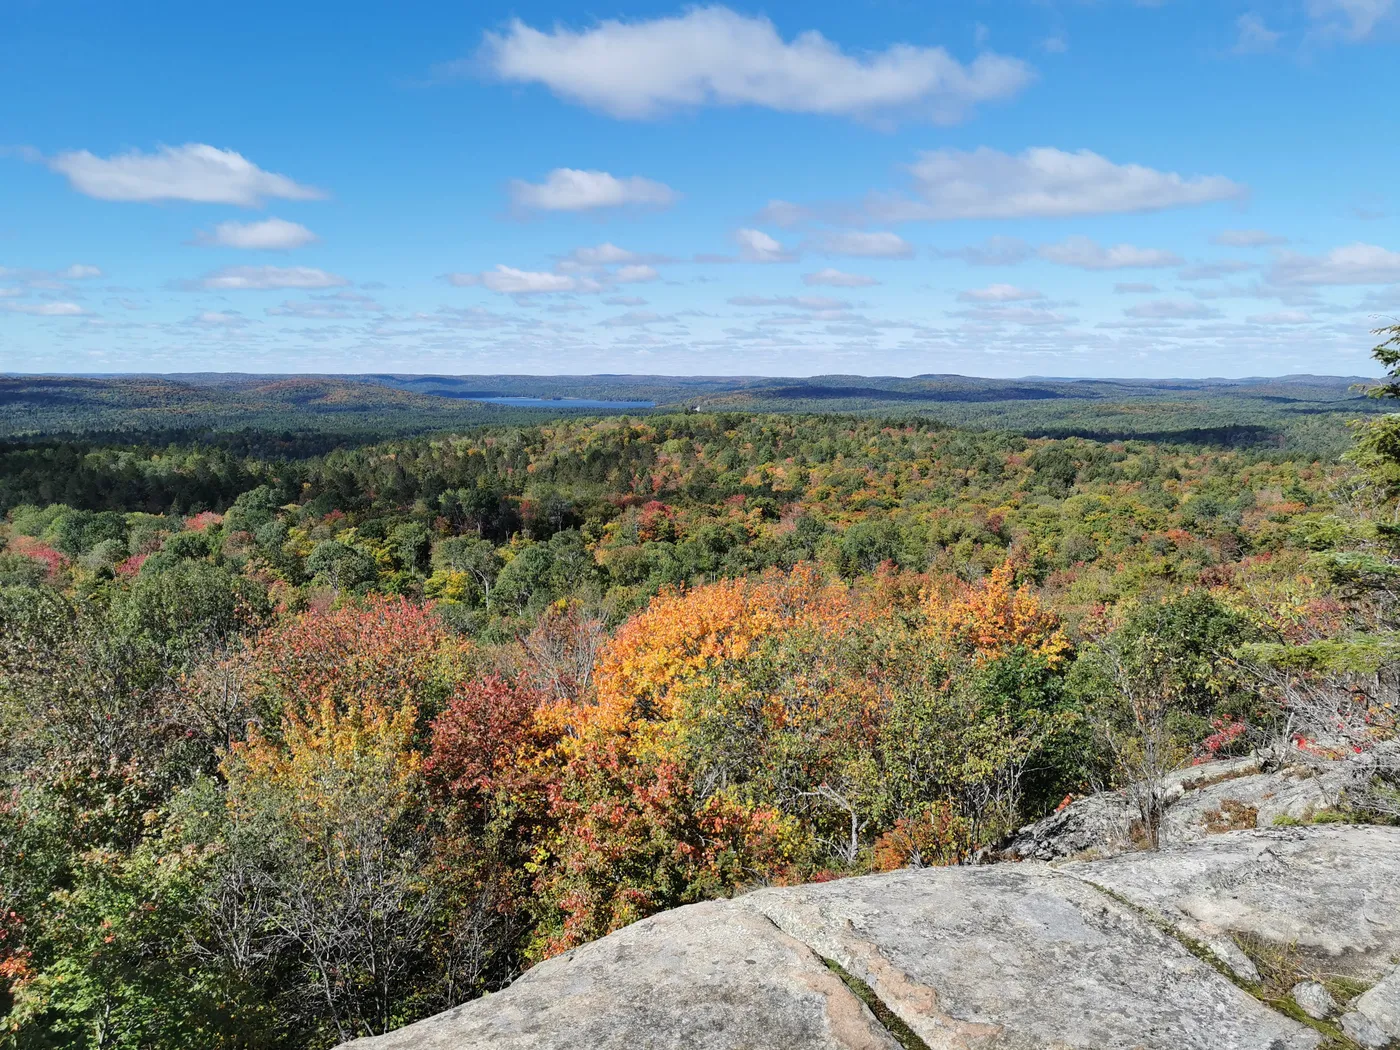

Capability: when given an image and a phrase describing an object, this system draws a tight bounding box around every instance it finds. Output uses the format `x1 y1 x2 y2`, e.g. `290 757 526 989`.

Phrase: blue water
477 396 655 409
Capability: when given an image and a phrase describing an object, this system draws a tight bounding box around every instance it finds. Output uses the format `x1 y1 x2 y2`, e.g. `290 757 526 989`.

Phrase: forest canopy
2 364 1399 1048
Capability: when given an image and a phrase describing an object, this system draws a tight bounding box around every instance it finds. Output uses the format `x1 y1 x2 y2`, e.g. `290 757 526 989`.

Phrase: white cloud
868 147 1245 222
1234 13 1282 52
817 231 914 258
729 295 851 311
1269 243 1400 285
1124 299 1222 319
1211 229 1287 247
47 144 324 206
604 295 649 306
477 7 1033 122
563 243 665 266
509 168 677 211
198 218 318 250
58 264 102 279
449 265 593 295
953 305 1074 326
1114 282 1160 294
1040 236 1183 270
193 310 249 327
957 283 1044 302
192 265 349 290
1306 0 1395 40
3 301 86 316
802 268 879 287
735 228 794 263
614 264 660 283
1247 310 1313 324
934 236 1033 266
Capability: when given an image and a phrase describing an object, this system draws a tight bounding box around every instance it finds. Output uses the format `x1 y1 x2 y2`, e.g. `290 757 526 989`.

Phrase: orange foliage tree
925 559 1070 665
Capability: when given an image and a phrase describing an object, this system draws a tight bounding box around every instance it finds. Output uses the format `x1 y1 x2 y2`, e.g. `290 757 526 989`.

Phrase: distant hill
0 372 1387 455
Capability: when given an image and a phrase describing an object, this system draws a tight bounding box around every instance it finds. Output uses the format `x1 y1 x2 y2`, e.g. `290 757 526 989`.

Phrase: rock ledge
343 825 1400 1050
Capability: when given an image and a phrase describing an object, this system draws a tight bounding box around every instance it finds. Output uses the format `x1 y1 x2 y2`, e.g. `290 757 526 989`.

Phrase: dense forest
2 336 1398 1048
1 372 1383 456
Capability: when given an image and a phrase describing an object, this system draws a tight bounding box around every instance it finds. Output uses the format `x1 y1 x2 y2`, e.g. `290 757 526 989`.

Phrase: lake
477 396 656 409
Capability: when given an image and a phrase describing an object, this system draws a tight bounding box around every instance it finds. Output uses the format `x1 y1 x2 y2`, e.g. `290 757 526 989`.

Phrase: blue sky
1 0 1396 378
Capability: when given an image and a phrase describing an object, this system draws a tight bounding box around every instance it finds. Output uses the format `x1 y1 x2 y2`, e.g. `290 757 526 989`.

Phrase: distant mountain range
0 372 1387 455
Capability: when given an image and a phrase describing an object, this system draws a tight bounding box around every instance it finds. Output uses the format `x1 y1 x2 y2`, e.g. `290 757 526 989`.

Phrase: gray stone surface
338 825 1400 1050
1059 825 1400 973
1355 966 1400 1040
1340 1009 1391 1049
341 902 900 1050
742 864 1318 1050
1290 980 1337 1020
1004 746 1397 862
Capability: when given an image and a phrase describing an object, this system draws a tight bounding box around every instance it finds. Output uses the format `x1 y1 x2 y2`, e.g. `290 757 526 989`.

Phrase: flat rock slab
340 826 1400 1050
1061 826 1400 974
340 902 900 1050
741 865 1318 1050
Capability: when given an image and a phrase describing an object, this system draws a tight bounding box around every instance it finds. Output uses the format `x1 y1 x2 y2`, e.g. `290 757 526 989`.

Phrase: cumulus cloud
614 264 660 283
46 144 324 206
867 147 1245 222
1124 299 1222 320
735 228 795 263
934 236 1033 266
728 295 852 311
802 268 879 287
957 284 1044 302
197 218 318 250
509 168 678 211
1212 229 1287 247
476 7 1033 122
190 265 349 291
1040 236 1183 270
1269 243 1400 285
817 231 914 258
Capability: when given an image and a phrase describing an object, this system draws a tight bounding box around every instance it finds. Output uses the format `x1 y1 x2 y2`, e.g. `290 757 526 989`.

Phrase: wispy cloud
45 144 324 206
866 147 1245 222
957 284 1044 302
1039 236 1182 270
802 268 879 287
187 265 348 291
1269 243 1400 285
